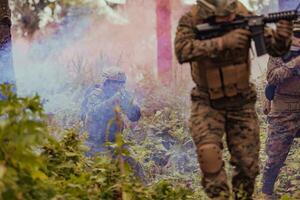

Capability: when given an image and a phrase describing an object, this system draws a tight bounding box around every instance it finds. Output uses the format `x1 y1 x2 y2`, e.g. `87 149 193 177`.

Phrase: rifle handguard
265 10 299 23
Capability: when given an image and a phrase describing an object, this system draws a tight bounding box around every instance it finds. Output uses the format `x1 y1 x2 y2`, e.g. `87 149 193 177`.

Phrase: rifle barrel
264 10 299 23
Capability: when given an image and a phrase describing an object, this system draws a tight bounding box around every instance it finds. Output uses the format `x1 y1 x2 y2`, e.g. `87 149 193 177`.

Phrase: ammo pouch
271 94 300 113
206 63 249 100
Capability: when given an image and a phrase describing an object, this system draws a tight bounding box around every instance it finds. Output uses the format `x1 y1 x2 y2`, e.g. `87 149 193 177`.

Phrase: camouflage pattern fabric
174 2 291 67
174 1 292 199
80 83 146 181
262 112 300 195
266 56 300 96
262 54 300 195
189 86 259 200
81 86 141 155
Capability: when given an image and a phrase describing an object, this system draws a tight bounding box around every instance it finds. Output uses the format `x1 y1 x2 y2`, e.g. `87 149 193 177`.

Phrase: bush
0 84 201 200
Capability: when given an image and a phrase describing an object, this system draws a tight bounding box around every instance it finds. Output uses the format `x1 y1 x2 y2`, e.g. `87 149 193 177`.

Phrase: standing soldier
174 0 293 199
262 20 300 200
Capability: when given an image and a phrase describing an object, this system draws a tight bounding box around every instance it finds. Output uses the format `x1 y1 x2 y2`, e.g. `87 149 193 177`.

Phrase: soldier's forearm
265 28 291 57
175 37 221 64
266 50 300 84
175 13 224 64
267 67 294 85
92 97 119 113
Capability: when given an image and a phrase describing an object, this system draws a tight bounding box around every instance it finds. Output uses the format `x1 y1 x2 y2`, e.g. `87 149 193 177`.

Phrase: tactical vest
190 3 251 100
271 93 300 113
190 46 250 100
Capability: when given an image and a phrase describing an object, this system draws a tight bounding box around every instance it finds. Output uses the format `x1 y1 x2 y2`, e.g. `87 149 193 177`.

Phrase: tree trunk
156 0 172 84
0 0 15 89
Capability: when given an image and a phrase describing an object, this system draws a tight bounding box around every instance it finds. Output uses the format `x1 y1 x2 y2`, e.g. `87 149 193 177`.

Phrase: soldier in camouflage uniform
174 0 293 199
81 68 141 155
262 21 300 200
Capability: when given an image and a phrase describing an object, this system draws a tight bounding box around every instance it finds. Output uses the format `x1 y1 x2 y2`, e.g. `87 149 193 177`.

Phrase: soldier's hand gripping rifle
196 3 300 57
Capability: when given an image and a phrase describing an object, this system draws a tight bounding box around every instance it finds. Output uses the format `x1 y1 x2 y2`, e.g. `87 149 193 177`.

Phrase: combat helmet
102 67 126 83
197 0 238 17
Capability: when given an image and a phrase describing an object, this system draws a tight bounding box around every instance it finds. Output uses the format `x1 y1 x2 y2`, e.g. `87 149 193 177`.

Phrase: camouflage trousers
262 112 300 195
189 87 260 200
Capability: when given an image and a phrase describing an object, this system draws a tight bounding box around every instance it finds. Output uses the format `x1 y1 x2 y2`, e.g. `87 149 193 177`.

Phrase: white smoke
89 0 128 24
181 0 252 10
12 1 140 116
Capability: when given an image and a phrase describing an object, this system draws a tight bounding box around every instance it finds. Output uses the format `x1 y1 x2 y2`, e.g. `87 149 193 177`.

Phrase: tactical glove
275 20 293 41
221 28 251 50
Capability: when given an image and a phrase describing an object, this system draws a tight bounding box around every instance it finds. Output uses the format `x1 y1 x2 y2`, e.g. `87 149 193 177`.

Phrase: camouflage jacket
81 86 141 143
267 54 300 97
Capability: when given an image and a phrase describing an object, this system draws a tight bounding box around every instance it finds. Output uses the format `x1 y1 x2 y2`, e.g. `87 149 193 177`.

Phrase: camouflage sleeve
93 96 119 114
174 12 221 64
86 89 118 114
266 56 294 85
264 27 291 57
86 93 100 114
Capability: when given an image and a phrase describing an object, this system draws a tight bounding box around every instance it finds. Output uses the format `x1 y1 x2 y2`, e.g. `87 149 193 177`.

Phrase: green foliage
0 84 200 200
150 181 192 200
0 84 54 199
1 79 298 200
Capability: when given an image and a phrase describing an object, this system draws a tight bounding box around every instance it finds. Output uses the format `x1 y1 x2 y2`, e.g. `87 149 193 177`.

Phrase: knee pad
198 143 223 174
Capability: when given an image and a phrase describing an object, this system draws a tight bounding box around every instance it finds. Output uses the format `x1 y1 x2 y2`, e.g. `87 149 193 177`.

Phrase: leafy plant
0 84 200 200
0 84 54 199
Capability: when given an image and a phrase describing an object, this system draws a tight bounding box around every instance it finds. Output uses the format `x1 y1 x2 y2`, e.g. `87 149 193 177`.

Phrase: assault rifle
196 3 300 57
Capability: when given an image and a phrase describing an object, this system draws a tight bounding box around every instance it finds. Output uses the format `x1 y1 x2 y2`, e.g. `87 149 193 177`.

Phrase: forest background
0 0 299 199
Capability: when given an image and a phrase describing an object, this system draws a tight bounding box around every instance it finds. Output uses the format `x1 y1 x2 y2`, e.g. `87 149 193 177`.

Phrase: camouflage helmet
102 67 126 83
197 0 238 17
